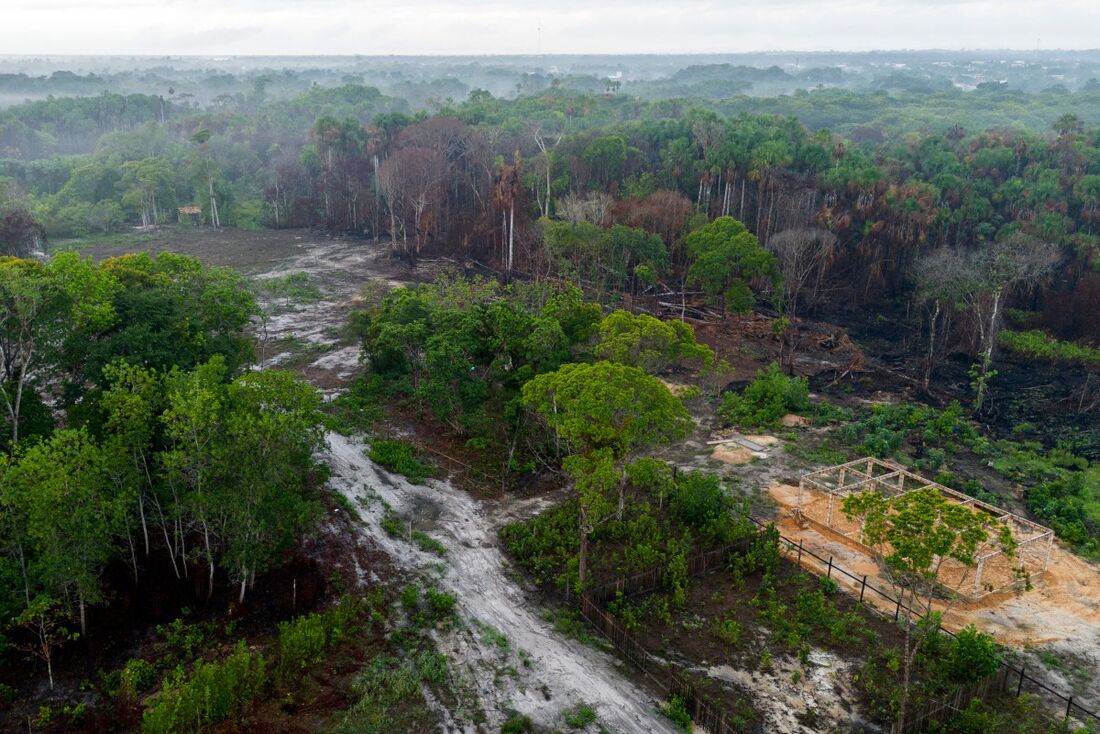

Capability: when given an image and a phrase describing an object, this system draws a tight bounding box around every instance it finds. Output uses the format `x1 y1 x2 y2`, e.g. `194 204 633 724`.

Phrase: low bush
562 702 598 728
142 642 268 734
660 695 693 731
501 712 533 733
411 530 447 556
369 439 433 484
277 597 364 681
332 655 436 734
718 362 809 429
838 401 976 459
712 618 742 646
943 626 1002 685
120 658 156 698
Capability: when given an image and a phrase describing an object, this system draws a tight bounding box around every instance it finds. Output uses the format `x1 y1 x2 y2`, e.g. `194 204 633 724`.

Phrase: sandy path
326 432 677 733
250 238 675 732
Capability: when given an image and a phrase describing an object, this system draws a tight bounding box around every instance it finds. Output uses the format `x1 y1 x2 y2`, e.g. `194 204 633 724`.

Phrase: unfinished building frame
796 457 1055 599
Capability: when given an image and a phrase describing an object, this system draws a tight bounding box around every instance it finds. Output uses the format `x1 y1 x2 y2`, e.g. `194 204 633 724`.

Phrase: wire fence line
565 517 1097 732
574 595 750 734
739 515 1100 728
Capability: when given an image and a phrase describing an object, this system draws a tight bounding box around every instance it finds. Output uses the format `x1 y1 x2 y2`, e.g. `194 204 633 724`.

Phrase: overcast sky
4 0 1100 56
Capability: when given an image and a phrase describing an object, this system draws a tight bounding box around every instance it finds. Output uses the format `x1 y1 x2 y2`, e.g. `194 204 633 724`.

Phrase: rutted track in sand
326 432 676 733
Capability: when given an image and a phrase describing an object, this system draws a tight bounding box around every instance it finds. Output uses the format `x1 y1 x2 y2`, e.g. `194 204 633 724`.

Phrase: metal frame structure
796 457 1055 599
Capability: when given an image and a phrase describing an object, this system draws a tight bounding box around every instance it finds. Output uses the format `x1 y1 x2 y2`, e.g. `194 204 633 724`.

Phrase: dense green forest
1 53 1099 734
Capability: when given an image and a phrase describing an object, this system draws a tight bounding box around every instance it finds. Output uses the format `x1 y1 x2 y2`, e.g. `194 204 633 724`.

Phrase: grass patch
369 439 434 484
542 608 608 650
256 271 325 305
411 530 447 557
323 375 384 435
474 620 509 650
562 702 598 728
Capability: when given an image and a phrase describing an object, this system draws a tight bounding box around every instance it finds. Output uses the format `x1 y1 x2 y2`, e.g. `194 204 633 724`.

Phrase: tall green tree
160 357 228 599
219 369 323 602
521 361 693 587
594 309 713 374
684 216 780 314
841 486 1016 732
10 428 126 636
0 253 118 449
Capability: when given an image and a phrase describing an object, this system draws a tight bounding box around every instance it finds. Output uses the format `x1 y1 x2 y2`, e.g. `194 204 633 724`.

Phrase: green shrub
333 656 435 734
381 511 406 538
712 618 742 646
660 695 693 731
944 625 1001 685
668 471 739 542
154 617 214 662
400 584 421 611
369 439 433 484
1026 468 1100 555
500 501 580 590
141 642 267 734
426 589 457 621
563 702 598 728
501 712 534 733
276 598 363 681
120 658 156 698
718 362 809 429
838 401 977 459
411 530 447 556
999 329 1100 367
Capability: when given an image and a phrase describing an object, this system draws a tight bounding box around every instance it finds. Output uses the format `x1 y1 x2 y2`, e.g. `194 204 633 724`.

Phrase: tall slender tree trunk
138 493 149 555
127 531 139 584
544 164 551 218
923 301 940 392
507 201 515 273
578 523 590 590
208 179 220 228
974 290 1002 411
202 522 215 600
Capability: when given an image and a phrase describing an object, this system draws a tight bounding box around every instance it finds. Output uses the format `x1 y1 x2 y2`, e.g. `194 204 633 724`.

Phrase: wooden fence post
895 597 902 621
1017 666 1025 697
860 575 867 602
827 556 833 579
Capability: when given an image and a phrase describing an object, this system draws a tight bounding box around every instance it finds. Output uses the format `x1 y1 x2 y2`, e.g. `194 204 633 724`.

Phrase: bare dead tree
557 192 613 226
963 234 1061 409
766 227 839 318
532 126 564 219
911 248 974 392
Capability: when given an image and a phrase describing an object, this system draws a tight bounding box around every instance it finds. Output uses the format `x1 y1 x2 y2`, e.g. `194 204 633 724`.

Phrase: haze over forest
1 6 1100 733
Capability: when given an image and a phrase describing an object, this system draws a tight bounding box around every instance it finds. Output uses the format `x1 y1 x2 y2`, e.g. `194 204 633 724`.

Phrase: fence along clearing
796 457 1055 599
566 514 1098 732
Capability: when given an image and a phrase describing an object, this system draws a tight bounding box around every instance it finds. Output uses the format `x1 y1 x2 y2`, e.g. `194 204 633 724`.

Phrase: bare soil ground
58 226 322 270
766 482 1100 713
